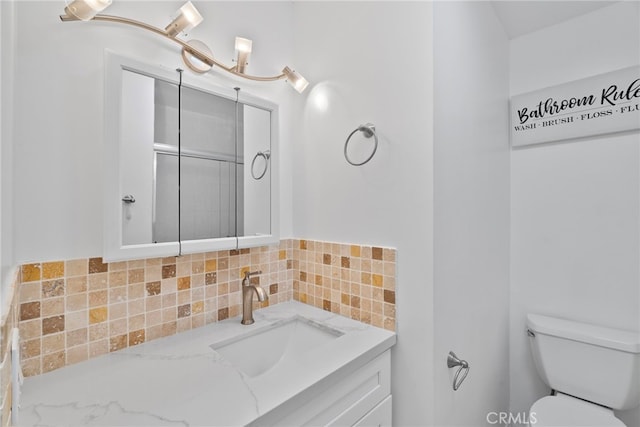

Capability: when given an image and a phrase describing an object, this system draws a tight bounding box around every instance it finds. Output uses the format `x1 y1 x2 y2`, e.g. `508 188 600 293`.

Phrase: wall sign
510 66 640 147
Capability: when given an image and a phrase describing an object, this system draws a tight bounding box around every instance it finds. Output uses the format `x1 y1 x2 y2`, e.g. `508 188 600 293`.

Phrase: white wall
12 1 294 264
0 0 16 314
509 3 640 426
434 2 510 425
291 2 434 425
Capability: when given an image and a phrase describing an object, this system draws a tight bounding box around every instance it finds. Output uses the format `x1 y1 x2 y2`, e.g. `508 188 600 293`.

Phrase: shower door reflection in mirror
179 86 240 242
178 85 275 254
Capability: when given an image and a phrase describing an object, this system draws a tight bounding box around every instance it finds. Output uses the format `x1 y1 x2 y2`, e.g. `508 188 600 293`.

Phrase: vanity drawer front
259 350 391 427
353 395 392 427
322 355 391 427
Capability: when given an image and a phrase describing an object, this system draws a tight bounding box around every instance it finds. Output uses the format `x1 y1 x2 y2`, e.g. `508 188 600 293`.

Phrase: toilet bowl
529 393 625 427
526 314 640 427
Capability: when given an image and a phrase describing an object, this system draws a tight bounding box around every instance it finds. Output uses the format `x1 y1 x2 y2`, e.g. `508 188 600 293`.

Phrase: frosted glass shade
283 67 309 93
165 1 204 37
65 0 112 21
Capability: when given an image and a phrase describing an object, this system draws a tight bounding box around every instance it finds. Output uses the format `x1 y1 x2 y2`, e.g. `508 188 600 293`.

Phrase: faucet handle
243 270 262 280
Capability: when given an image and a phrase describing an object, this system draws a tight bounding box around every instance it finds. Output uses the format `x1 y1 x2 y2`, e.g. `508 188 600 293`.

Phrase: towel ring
344 123 378 166
251 150 270 180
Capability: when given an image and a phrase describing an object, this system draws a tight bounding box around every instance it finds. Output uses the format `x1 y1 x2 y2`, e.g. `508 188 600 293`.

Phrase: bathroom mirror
104 53 279 261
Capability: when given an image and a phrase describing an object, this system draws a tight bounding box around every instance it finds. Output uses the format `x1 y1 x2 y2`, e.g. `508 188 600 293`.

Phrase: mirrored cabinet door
120 71 180 246
104 57 183 262
179 86 238 242
105 53 279 262
241 104 272 237
152 78 180 243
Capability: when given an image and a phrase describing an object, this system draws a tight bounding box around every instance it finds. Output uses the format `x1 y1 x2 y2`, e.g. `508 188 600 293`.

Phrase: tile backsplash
15 239 396 378
292 240 396 331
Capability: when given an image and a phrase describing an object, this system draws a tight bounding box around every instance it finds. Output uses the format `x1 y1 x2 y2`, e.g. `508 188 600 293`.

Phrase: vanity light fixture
59 0 309 93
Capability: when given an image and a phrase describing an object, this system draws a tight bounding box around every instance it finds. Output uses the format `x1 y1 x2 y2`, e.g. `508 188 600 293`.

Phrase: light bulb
234 37 253 74
235 37 253 53
179 2 203 28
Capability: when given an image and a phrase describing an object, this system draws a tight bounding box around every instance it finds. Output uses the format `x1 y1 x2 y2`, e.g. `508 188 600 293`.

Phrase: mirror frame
104 51 279 262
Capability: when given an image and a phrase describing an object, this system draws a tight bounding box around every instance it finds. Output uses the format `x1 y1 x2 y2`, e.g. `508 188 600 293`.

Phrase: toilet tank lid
527 314 640 353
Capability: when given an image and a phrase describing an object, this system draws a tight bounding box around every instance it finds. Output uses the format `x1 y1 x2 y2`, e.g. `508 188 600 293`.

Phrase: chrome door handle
122 195 136 203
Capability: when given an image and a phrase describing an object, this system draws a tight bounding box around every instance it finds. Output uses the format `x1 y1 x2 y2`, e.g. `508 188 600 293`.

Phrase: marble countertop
17 301 396 426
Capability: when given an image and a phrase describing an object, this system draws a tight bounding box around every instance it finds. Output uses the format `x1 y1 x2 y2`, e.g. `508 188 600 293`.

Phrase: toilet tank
527 314 640 410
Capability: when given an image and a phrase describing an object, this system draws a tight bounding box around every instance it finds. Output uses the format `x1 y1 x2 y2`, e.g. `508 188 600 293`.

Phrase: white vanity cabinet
250 350 392 427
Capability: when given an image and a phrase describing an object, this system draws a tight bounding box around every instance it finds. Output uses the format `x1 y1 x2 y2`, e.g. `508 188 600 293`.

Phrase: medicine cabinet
104 52 279 261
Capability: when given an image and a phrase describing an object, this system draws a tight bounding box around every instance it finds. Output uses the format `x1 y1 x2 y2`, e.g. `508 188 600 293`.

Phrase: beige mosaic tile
42 262 65 280
128 330 145 347
88 258 108 274
42 315 65 335
42 351 65 373
20 301 40 321
89 307 108 324
66 259 88 277
67 345 88 365
21 264 42 283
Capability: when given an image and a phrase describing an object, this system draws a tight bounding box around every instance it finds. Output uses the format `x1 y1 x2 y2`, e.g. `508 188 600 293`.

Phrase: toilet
526 314 640 427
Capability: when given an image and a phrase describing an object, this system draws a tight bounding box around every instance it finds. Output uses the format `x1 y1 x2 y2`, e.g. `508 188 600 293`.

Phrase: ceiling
491 0 618 39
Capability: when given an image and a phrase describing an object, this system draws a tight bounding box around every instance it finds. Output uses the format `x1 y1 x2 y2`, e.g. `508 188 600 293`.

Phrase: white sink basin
211 316 343 377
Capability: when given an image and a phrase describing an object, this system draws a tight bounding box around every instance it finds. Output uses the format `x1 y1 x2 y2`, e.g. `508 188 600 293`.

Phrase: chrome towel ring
447 351 470 391
344 123 378 166
251 150 270 180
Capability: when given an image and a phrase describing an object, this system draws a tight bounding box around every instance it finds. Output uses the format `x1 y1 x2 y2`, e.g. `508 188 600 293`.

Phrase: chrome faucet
241 270 268 325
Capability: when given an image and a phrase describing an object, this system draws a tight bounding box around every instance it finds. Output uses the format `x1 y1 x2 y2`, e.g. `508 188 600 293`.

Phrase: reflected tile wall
16 239 396 378
0 270 19 427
